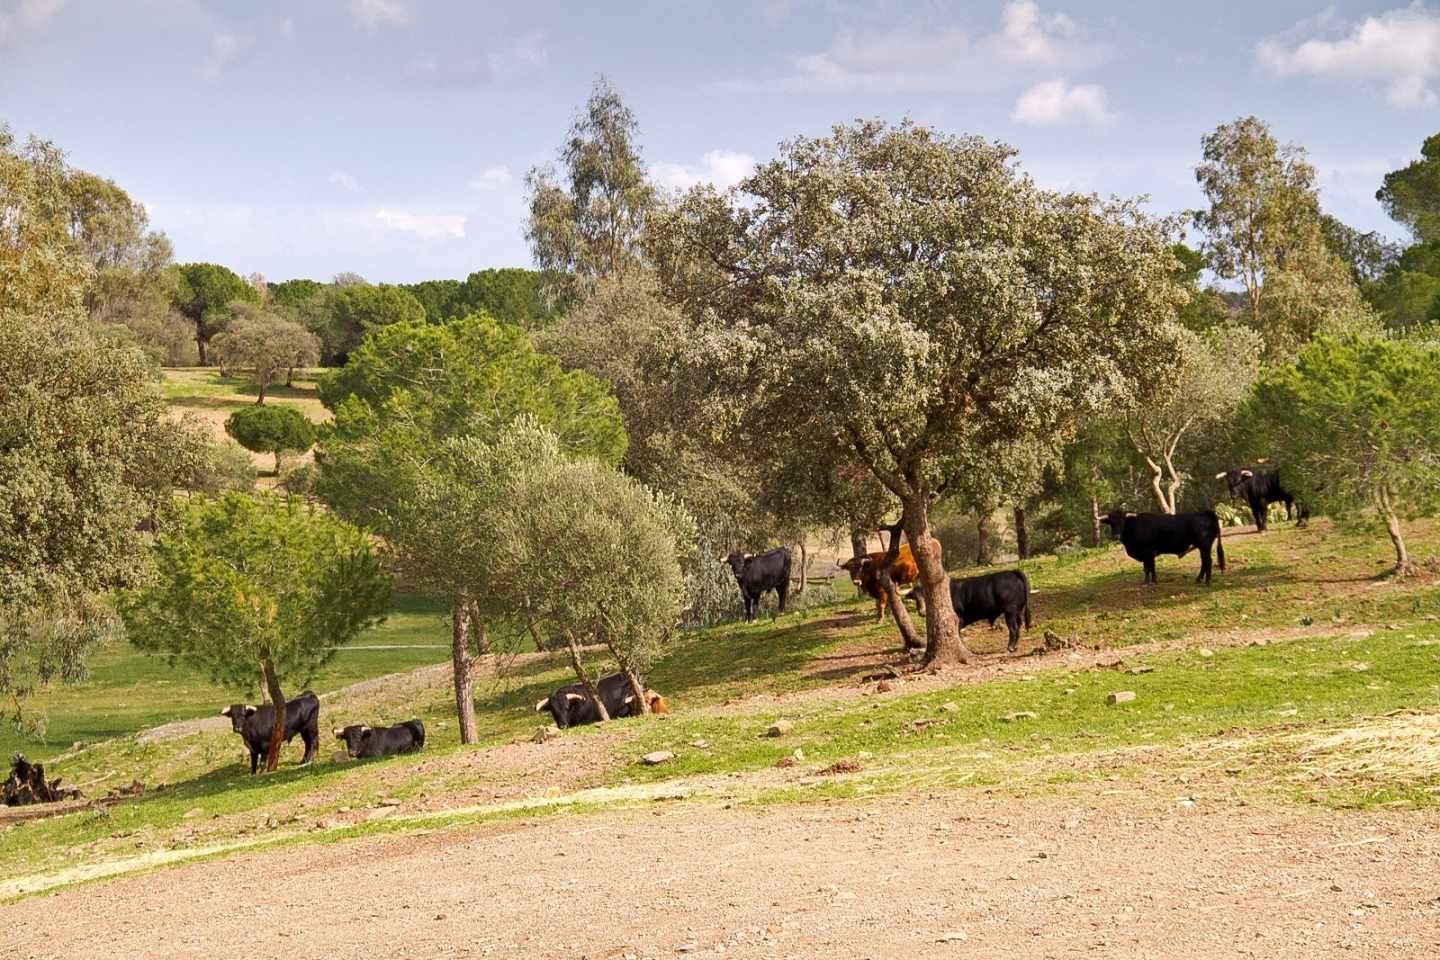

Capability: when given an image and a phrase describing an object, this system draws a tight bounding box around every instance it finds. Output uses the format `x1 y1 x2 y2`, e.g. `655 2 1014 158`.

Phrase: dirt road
8 791 1440 959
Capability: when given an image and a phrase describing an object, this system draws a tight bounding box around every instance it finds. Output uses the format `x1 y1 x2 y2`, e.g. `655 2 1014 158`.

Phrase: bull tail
1213 514 1226 572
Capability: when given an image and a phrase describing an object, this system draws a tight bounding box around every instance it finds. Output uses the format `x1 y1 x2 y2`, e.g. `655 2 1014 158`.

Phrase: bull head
534 698 550 713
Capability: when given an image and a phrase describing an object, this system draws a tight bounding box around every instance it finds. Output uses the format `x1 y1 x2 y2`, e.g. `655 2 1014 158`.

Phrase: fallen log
3 754 82 807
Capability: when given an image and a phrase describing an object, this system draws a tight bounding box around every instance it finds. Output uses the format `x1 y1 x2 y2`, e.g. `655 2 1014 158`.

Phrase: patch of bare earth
7 791 1439 959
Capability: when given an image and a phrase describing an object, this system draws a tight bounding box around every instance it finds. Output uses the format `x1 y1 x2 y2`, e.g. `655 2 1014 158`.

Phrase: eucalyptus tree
526 76 656 295
648 120 1184 666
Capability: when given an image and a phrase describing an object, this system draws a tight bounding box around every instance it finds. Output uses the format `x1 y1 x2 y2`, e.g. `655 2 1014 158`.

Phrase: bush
277 462 317 498
193 438 256 494
224 404 315 475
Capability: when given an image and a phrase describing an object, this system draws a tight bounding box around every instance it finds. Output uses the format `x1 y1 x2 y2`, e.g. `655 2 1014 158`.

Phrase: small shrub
192 438 256 494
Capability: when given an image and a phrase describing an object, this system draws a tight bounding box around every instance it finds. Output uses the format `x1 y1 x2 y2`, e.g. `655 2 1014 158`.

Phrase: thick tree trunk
850 532 868 559
1379 487 1413 577
564 629 609 721
975 512 993 565
197 333 209 366
1013 506 1030 560
876 561 922 650
796 542 808 594
902 497 971 668
451 603 478 745
260 658 286 773
255 382 266 405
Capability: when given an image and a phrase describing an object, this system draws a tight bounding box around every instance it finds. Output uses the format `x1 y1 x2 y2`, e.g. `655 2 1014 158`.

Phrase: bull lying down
949 570 1032 652
221 691 320 774
1099 510 1225 585
535 672 669 729
333 720 425 759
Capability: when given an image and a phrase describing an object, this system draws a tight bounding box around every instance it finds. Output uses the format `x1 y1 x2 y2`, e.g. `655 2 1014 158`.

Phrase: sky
3 0 1438 283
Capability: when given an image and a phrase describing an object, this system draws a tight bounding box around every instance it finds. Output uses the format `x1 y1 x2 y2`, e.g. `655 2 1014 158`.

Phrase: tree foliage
321 282 425 363
1377 133 1440 242
120 493 390 769
526 76 656 294
210 305 320 401
1244 336 1440 574
1193 117 1376 358
169 262 259 365
225 404 316 474
648 120 1185 664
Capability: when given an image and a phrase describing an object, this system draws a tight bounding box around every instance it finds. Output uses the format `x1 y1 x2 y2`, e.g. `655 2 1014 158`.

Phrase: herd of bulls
223 465 1301 772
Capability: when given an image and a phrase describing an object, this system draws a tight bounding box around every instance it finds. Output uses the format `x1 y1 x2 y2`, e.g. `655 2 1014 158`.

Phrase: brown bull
838 538 943 622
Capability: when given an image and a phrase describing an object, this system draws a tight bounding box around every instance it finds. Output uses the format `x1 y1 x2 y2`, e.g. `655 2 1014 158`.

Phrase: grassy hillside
162 367 330 478
3 517 1438 896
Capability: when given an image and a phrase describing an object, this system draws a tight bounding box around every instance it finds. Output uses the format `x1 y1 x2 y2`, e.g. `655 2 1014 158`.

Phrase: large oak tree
648 120 1184 666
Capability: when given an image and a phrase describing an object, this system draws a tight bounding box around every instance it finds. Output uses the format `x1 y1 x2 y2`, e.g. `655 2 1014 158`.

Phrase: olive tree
210 305 320 402
121 493 390 770
1125 324 1261 513
316 315 625 743
648 120 1184 666
1243 336 1440 576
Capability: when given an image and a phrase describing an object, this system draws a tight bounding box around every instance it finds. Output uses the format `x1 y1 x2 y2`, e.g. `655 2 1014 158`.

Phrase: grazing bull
333 720 425 759
949 570 1033 652
1215 466 1308 532
221 691 320 774
1099 511 1225 585
723 548 792 621
839 539 943 622
535 672 670 729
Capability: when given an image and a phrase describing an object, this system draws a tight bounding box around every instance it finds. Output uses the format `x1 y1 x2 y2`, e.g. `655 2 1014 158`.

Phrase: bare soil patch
7 790 1438 959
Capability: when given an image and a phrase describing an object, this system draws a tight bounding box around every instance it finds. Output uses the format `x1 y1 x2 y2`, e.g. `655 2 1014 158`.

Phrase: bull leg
776 580 789 614
299 724 318 765
913 588 925 617
1005 611 1021 652
250 749 261 775
1251 498 1266 532
1143 557 1157 585
1197 546 1212 585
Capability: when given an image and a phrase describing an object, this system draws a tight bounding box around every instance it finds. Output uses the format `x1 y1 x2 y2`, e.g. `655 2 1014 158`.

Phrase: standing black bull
221 691 320 774
1216 467 1308 532
333 720 425 759
949 570 1033 652
1099 511 1226 585
723 548 792 621
534 672 670 729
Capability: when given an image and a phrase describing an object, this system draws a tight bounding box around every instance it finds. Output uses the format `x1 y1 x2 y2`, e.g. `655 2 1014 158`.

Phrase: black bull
723 548 792 621
333 720 425 758
221 691 320 774
949 570 1033 652
1216 467 1308 532
1100 511 1226 585
535 672 669 729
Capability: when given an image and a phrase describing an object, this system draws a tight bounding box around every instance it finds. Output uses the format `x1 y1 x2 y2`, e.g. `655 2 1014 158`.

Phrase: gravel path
8 792 1439 959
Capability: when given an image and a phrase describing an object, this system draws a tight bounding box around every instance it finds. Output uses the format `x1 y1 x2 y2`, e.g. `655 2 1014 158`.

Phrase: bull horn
243 705 257 716
331 727 341 737
744 553 755 560
1256 457 1269 464
1214 472 1228 480
359 726 371 734
219 708 230 717
534 698 549 712
1124 512 1137 518
564 692 585 702
1240 470 1253 478
622 694 636 705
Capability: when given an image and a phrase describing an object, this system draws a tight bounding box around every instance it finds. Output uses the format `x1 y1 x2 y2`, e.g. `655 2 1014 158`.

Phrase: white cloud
651 150 758 193
375 208 466 241
0 0 65 49
1258 4 1440 108
409 33 547 87
197 31 253 83
329 170 361 193
779 0 1102 94
278 17 295 41
1011 79 1114 126
351 0 410 31
468 166 514 191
